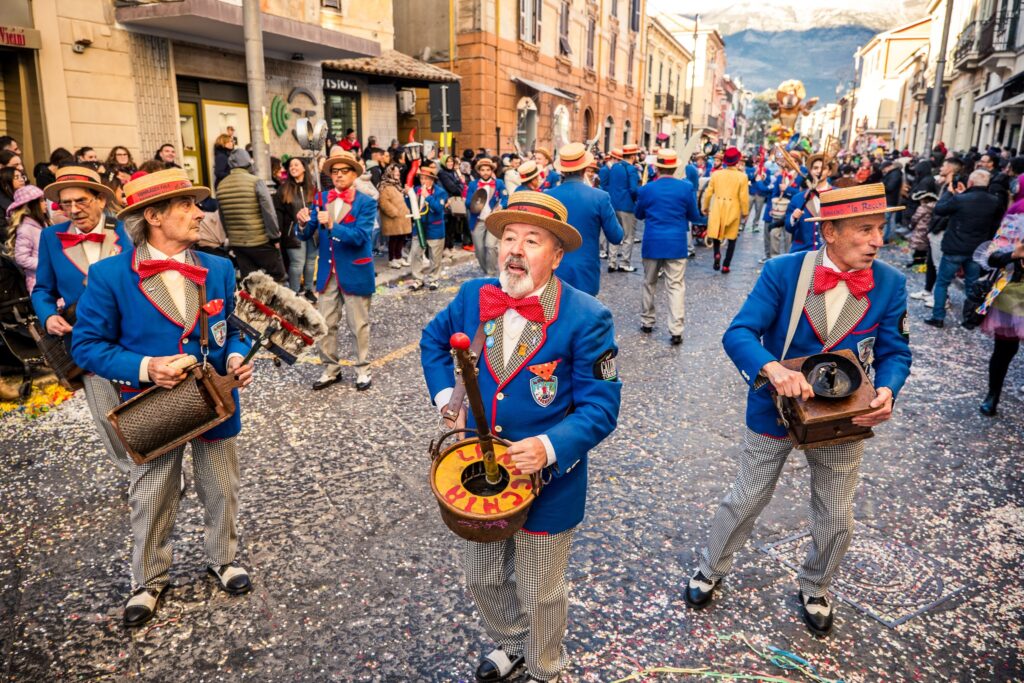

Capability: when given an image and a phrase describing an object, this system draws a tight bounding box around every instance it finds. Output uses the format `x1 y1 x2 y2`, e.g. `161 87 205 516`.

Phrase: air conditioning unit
397 89 417 115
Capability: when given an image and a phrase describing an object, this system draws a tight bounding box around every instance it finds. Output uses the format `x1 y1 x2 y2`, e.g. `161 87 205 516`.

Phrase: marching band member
534 147 560 191
786 152 834 253
606 144 641 273
513 159 542 193
408 164 449 291
467 158 509 275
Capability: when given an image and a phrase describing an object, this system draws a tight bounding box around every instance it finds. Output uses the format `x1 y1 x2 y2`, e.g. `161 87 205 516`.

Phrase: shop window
520 0 542 44
559 1 572 56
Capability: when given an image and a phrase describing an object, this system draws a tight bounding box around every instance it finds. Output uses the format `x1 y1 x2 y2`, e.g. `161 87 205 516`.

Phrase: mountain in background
725 26 878 101
649 0 929 33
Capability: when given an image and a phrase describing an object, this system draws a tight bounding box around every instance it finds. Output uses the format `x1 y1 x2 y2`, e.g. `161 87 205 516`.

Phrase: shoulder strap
780 250 817 362
442 322 487 421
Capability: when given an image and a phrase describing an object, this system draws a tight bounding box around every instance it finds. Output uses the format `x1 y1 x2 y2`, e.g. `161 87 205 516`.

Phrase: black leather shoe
980 393 999 416
683 571 718 609
475 649 524 682
713 255 721 271
640 325 653 334
123 586 165 628
355 377 372 391
312 373 341 390
208 563 253 595
923 318 944 328
670 335 682 346
799 591 834 637
608 264 619 273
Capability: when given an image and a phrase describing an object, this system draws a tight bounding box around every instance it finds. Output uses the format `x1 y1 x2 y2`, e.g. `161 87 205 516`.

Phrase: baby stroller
0 254 47 399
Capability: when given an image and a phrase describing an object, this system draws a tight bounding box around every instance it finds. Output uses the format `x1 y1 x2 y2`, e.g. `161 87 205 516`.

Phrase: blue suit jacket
722 250 912 437
539 168 561 191
607 161 639 213
301 189 377 297
635 176 702 260
598 164 611 190
71 247 251 440
409 185 449 240
785 190 821 253
467 179 509 232
32 219 129 337
545 177 623 295
420 277 622 534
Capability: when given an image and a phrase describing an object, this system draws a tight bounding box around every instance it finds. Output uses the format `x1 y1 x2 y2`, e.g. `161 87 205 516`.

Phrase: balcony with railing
654 93 676 115
978 8 1019 73
952 20 980 71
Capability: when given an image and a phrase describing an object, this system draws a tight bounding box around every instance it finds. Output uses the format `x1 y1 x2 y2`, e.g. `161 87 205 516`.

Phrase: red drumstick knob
450 332 471 350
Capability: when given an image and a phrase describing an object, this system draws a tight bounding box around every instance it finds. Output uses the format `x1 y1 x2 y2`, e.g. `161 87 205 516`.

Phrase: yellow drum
429 432 541 542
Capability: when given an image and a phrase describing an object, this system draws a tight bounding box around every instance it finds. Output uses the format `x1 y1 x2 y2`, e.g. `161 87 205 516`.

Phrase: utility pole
686 14 698 139
924 0 954 154
243 0 270 181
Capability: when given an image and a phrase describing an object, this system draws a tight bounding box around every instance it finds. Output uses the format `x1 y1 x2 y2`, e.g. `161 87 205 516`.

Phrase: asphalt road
1 234 1021 682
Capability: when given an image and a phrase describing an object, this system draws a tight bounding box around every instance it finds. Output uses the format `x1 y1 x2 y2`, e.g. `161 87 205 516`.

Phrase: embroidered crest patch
593 349 618 381
211 319 227 347
530 375 558 407
857 336 876 368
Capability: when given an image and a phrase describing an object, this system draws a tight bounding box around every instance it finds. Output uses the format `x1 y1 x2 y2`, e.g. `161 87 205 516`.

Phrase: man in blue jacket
785 153 833 254
34 166 133 473
298 150 377 391
545 142 622 296
71 168 255 628
635 150 701 345
606 144 641 272
407 164 449 291
467 158 509 275
684 183 911 637
421 191 621 683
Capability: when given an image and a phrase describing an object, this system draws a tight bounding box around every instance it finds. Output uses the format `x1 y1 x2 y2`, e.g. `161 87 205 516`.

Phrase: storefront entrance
323 71 362 148
176 78 249 189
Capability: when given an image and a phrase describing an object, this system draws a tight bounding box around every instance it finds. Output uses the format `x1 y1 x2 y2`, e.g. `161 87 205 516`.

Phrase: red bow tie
813 265 874 300
137 259 208 286
479 284 545 324
478 180 495 188
58 231 106 248
327 188 355 204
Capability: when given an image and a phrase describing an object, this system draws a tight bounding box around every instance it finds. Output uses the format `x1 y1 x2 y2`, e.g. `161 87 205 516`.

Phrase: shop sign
323 75 360 93
0 25 42 49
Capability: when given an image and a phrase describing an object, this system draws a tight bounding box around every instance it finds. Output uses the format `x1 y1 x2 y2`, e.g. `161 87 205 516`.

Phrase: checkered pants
463 529 575 681
698 429 864 597
128 436 240 590
82 374 133 474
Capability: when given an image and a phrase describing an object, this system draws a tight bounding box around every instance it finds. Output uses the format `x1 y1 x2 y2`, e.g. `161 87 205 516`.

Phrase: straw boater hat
117 168 211 219
321 150 364 177
554 142 594 174
418 163 438 179
807 183 905 223
44 166 115 203
485 191 581 251
517 159 541 184
475 157 496 172
609 147 623 161
533 147 553 164
805 152 838 175
621 144 640 157
654 149 680 170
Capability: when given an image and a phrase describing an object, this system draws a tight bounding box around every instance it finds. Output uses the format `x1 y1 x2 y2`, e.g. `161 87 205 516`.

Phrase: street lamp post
924 0 955 154
242 0 270 181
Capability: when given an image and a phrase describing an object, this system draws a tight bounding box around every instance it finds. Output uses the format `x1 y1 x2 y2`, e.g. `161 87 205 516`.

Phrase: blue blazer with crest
301 189 377 297
420 277 622 534
466 179 508 233
723 249 912 438
545 177 623 295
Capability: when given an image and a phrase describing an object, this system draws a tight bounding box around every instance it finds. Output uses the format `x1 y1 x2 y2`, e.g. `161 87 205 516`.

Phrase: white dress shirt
433 281 557 466
820 247 854 334
73 215 106 265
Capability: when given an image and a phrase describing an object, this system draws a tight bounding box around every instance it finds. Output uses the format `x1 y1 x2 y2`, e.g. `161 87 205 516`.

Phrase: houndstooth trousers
82 374 133 474
698 428 864 597
128 436 240 590
463 529 575 681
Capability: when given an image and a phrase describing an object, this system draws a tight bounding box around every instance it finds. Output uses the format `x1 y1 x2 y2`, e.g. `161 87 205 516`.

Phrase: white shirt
478 181 496 221
820 247 853 333
433 281 557 467
73 215 105 265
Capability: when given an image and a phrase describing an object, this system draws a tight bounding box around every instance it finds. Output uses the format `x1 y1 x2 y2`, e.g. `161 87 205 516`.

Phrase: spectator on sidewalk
881 159 903 242
925 169 1005 328
4 185 49 291
213 134 235 187
339 128 361 157
274 156 317 295
378 162 412 269
218 148 285 281
104 146 137 185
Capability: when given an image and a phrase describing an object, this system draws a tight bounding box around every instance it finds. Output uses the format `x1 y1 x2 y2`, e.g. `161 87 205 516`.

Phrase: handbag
107 282 241 465
447 196 467 216
962 268 1004 329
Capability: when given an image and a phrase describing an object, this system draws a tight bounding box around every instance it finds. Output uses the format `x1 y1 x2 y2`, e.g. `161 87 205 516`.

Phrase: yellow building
643 15 692 150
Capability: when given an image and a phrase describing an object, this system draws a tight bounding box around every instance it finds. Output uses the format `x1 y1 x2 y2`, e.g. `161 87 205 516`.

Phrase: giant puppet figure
767 80 819 145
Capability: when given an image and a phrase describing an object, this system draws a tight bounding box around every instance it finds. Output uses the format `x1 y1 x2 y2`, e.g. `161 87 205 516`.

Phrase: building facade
394 0 646 157
656 14 728 142
642 15 692 150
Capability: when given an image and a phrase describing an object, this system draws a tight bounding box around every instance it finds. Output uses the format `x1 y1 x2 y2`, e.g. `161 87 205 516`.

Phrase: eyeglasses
330 168 356 176
58 196 95 210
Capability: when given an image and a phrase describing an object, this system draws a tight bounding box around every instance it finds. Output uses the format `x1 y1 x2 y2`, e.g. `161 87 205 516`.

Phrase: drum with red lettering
429 431 542 542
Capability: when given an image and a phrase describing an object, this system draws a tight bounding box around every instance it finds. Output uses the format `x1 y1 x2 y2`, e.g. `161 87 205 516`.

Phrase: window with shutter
535 0 543 44
609 31 617 78
559 1 572 55
520 0 539 43
627 41 634 85
629 0 640 32
586 16 596 69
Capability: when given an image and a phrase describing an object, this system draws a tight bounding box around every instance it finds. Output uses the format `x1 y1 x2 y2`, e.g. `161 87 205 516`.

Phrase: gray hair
122 199 172 245
968 169 990 187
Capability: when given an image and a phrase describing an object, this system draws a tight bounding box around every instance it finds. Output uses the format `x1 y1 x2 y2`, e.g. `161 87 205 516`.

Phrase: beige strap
781 250 818 361
442 323 487 422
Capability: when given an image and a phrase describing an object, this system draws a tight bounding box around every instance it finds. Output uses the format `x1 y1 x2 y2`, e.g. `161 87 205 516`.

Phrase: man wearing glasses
32 166 132 473
296 151 377 391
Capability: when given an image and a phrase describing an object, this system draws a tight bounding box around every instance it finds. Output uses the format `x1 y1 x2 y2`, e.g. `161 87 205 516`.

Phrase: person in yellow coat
701 146 750 273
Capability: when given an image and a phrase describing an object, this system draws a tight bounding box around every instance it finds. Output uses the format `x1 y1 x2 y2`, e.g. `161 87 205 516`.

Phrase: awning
982 92 1024 115
511 76 578 101
115 0 379 61
324 50 459 85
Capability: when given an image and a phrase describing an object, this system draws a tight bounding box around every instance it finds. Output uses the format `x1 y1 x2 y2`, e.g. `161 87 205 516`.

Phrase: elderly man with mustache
421 192 622 683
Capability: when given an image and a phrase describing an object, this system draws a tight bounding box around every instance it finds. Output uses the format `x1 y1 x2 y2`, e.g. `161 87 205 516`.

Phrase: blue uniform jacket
539 168 561 191
71 247 251 440
785 190 821 253
466 179 508 232
607 161 639 213
545 177 623 296
722 250 912 438
749 169 773 197
32 220 129 337
409 185 449 240
420 277 622 534
598 164 611 190
635 176 702 260
763 173 804 223
301 189 377 297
